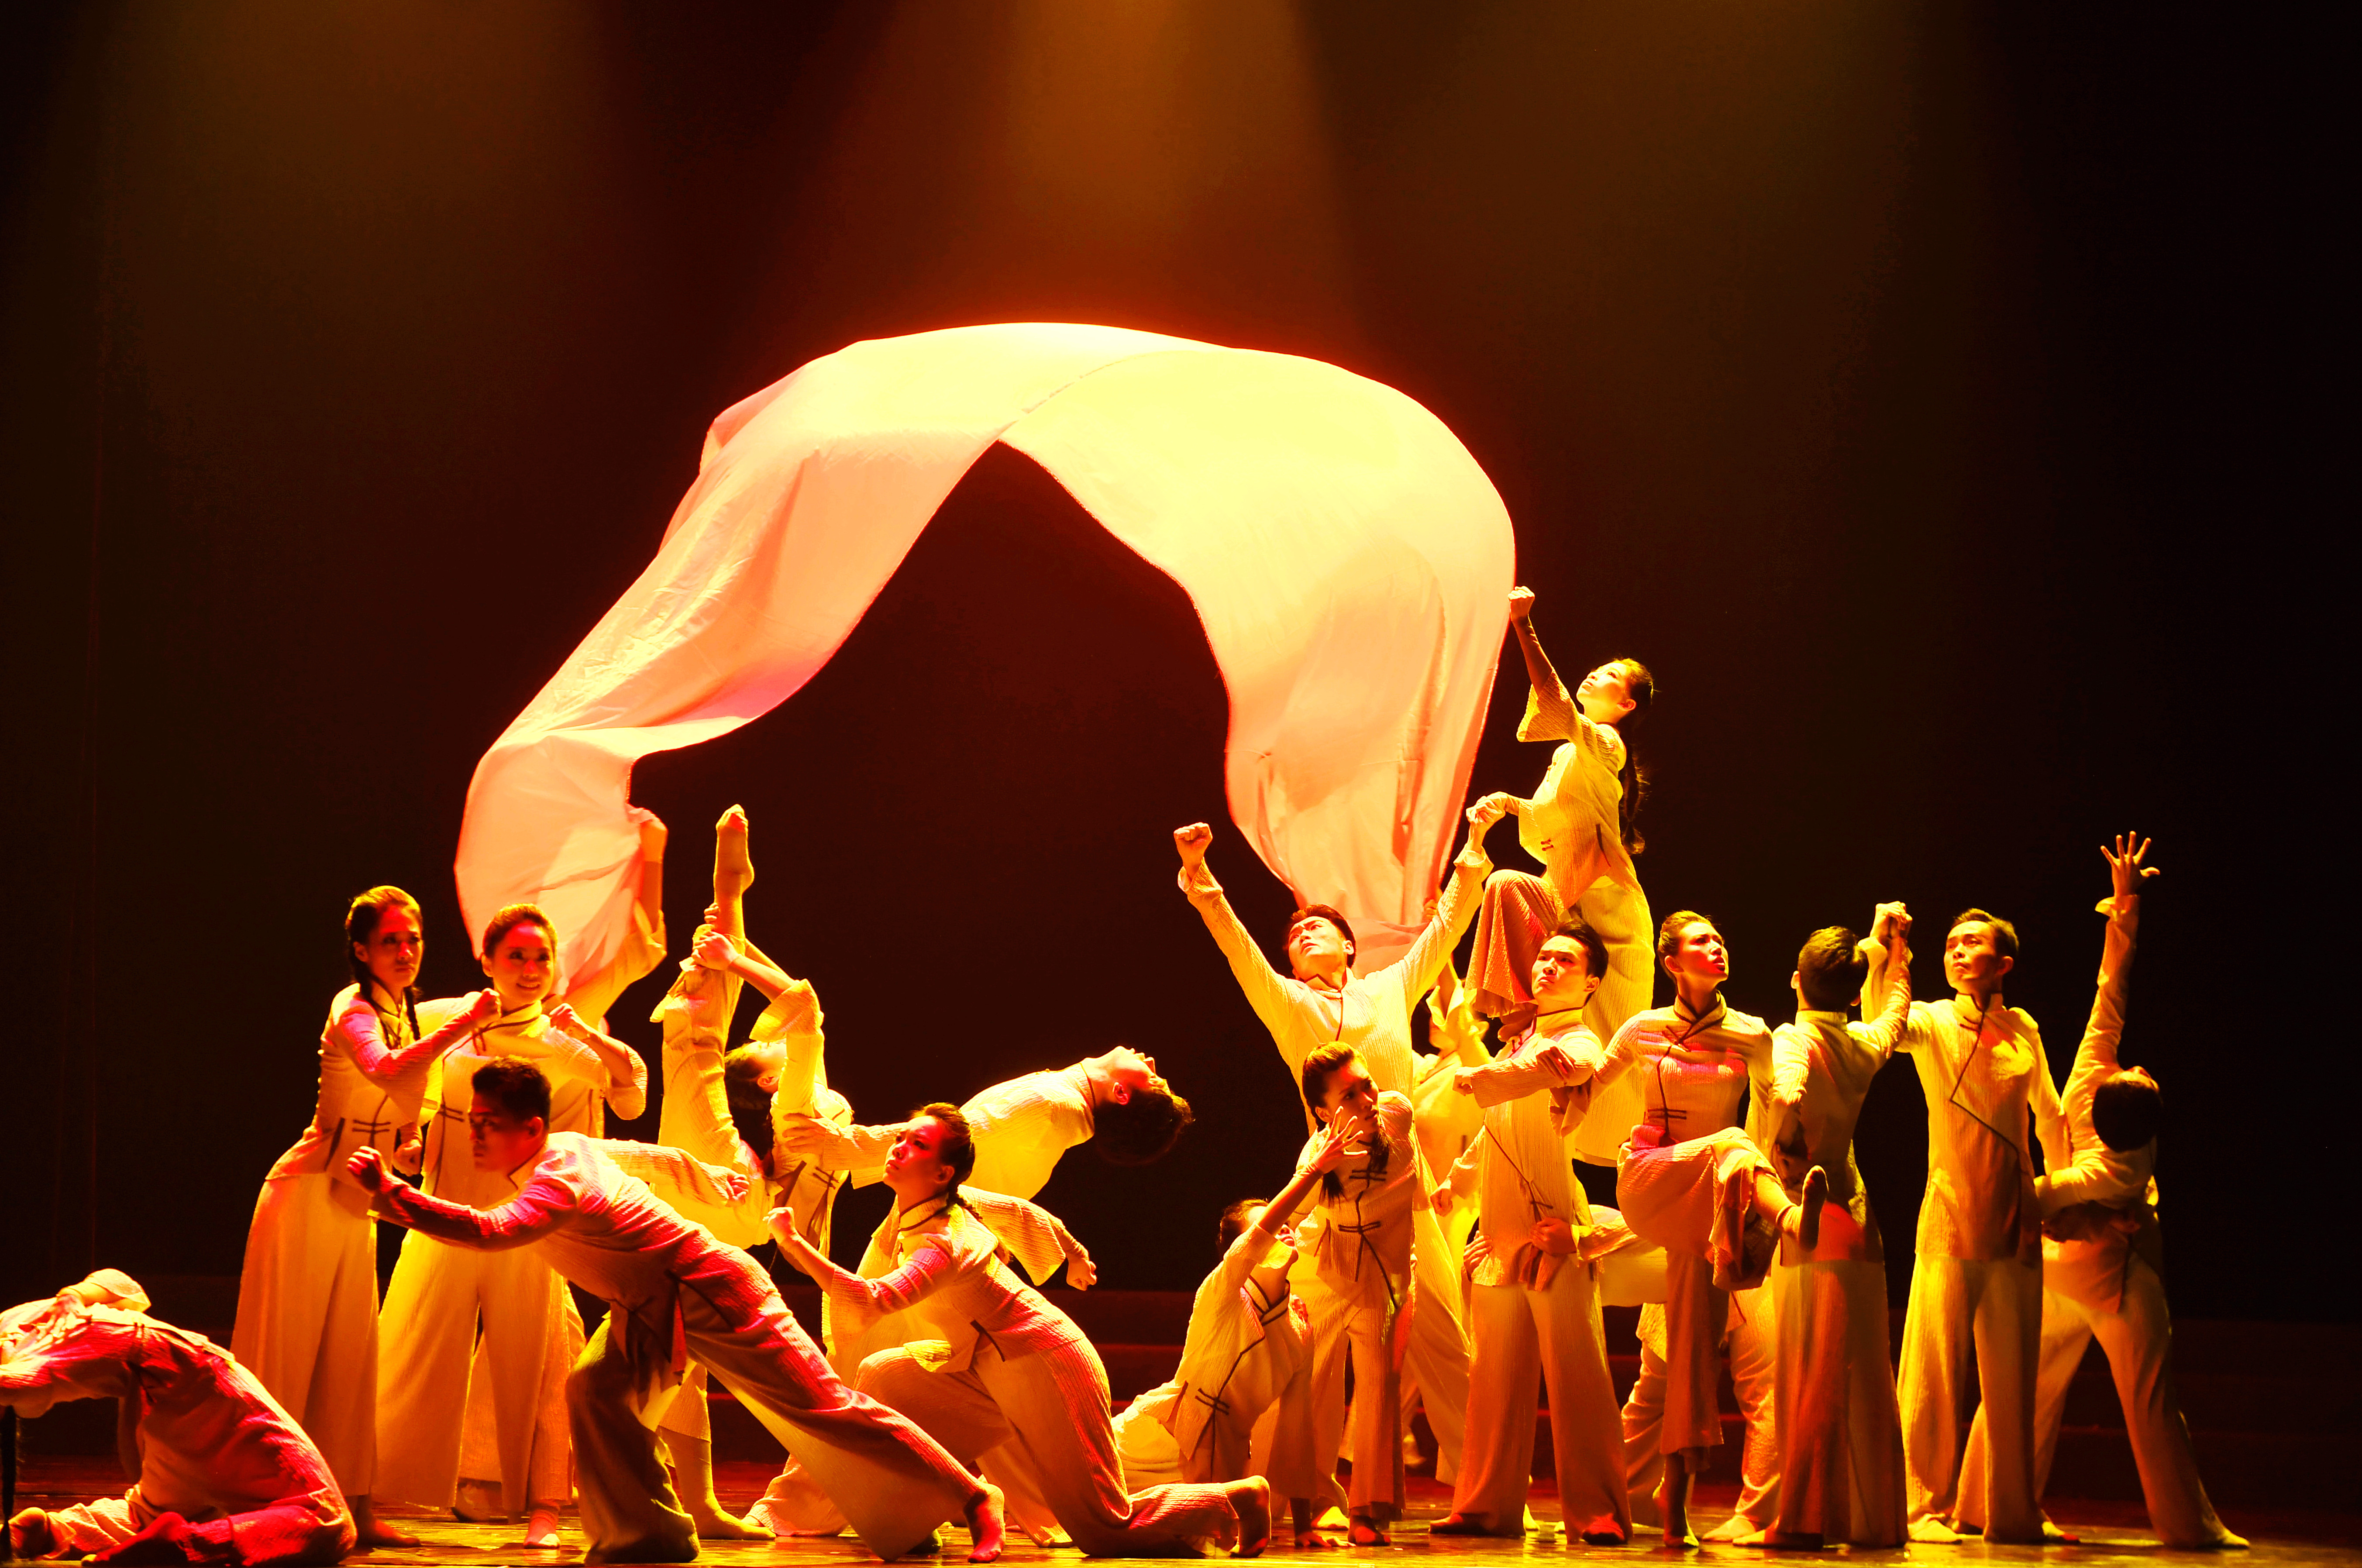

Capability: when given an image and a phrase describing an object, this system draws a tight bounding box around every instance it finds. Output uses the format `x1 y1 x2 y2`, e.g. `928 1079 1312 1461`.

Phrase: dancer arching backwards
1432 921 1632 1544
1591 912 1811 1547
230 886 495 1550
1587 912 1785 1544
775 1106 1272 1558
1172 796 1508 1485
1110 1154 1341 1549
1760 913 1915 1550
1466 586 1657 1174
1954 835 2245 1550
349 1060 1009 1566
1865 897 2065 1544
373 904 650 1545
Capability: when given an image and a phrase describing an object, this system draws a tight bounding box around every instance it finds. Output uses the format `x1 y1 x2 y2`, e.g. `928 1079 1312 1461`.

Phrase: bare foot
524 1503 562 1547
964 1482 1006 1564
1229 1478 1271 1558
1293 1532 1337 1549
10 1507 63 1558
1429 1513 1494 1536
348 1496 421 1549
689 1503 766 1540
1799 1164 1828 1251
1348 1517 1390 1547
713 805 753 924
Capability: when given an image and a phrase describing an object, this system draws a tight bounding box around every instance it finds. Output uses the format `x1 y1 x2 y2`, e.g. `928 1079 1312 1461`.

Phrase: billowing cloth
0 1273 353 1566
457 324 1514 982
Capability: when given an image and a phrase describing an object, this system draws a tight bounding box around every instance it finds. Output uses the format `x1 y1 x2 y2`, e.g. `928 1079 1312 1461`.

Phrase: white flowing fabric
457 323 1514 980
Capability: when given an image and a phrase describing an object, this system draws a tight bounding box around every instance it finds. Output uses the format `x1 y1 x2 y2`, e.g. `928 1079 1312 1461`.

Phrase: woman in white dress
229 886 494 1549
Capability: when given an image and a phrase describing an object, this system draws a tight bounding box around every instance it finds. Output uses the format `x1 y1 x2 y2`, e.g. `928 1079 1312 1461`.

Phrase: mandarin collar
1673 992 1728 1028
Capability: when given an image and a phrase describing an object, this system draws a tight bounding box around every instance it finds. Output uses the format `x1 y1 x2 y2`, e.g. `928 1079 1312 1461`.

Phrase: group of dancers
1 585 2243 1564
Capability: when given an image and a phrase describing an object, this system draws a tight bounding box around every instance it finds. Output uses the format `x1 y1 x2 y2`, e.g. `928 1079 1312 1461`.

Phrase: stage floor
10 1460 2357 1564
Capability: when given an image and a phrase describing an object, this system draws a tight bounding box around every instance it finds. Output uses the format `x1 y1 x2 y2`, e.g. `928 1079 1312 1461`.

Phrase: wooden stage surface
10 1458 2358 1565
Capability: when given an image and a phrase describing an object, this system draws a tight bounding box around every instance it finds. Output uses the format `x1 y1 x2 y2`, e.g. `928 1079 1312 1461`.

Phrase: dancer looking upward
349 1060 1009 1565
231 886 495 1550
1867 898 2066 1543
1954 836 2245 1550
1759 914 1915 1549
1433 922 1632 1544
1591 913 1787 1546
1467 587 1656 1171
5 1272 354 1567
776 1107 1270 1558
1173 798 1507 1482
373 904 649 1542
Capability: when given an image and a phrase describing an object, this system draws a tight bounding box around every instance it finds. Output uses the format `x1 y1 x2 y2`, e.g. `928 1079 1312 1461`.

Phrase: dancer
3 1271 354 1566
1955 836 2245 1550
1432 922 1632 1544
559 809 672 1035
231 886 495 1549
373 904 650 1541
782 1049 1191 1203
1466 586 1656 1171
1111 1142 1345 1548
1172 798 1506 1481
1759 914 1915 1549
775 1107 1270 1558
1869 898 2066 1543
1411 949 1490 1269
348 1061 1009 1565
1588 912 1784 1543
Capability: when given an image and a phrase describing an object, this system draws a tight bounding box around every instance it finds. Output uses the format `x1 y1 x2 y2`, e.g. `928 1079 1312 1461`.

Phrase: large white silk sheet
456 323 1514 981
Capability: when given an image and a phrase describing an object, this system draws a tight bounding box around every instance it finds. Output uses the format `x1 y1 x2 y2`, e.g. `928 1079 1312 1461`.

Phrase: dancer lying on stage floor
4 1271 354 1566
348 1059 1006 1566
1111 1128 1348 1548
231 885 494 1549
374 903 651 1544
1589 911 1784 1544
1467 587 1656 1168
1433 920 1632 1544
1172 799 1506 1484
1759 912 1914 1549
775 1106 1271 1558
1954 835 2245 1551
1866 894 2066 1543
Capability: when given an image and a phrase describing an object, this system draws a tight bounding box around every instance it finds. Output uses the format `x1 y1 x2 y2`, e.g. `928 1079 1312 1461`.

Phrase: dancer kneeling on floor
775 1106 1271 1558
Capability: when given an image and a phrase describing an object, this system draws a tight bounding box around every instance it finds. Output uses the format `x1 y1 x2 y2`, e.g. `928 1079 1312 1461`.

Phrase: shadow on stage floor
11 1458 2359 1565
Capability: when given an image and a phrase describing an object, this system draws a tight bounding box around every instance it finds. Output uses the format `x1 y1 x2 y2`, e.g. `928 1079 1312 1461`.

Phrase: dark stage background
3 5 2335 1320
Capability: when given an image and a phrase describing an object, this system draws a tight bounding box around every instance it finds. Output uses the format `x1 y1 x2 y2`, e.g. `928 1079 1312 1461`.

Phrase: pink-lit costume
830 1197 1244 1556
1180 853 1479 1478
1109 1231 1318 1503
1292 1090 1424 1524
1953 895 2238 1548
1466 679 1654 1168
1443 1018 1632 1540
1591 999 1782 1532
1761 959 1914 1546
372 999 649 1517
1865 941 2064 1543
1 1272 353 1565
370 1132 984 1561
230 986 477 1500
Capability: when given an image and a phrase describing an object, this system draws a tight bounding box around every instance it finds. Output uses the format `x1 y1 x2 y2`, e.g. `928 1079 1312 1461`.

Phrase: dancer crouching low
776 1106 1271 1558
348 1060 1006 1565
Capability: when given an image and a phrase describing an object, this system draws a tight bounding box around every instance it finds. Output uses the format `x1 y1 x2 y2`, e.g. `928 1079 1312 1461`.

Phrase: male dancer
1594 912 1781 1542
1172 799 1509 1483
1432 922 1631 1544
1867 900 2065 1542
1954 836 2245 1550
1760 915 1914 1548
348 1059 1008 1565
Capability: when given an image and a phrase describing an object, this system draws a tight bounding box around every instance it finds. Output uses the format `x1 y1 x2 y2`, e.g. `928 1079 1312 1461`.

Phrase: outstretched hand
2103 831 2159 901
1173 822 1213 867
1303 1120 1357 1175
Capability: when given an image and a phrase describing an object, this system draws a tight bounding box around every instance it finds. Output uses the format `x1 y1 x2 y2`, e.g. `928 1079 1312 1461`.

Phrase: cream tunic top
1133 1231 1307 1474
413 999 650 1210
1513 681 1640 906
823 1066 1096 1202
829 1198 1088 1371
1766 959 1913 1265
1455 1016 1602 1288
1595 996 1777 1151
265 984 465 1198
1301 1090 1422 1308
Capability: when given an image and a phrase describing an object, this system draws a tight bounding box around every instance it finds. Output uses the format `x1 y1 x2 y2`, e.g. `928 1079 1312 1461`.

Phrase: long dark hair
345 885 423 1040
1611 658 1655 856
724 1045 776 1173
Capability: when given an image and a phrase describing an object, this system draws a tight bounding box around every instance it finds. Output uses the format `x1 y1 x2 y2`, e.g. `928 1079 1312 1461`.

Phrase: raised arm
597 1139 752 1212
1849 920 1915 1058
545 1002 651 1119
1389 795 1506 999
1507 586 1577 736
334 987 498 1085
1174 822 1304 1062
558 811 670 1027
